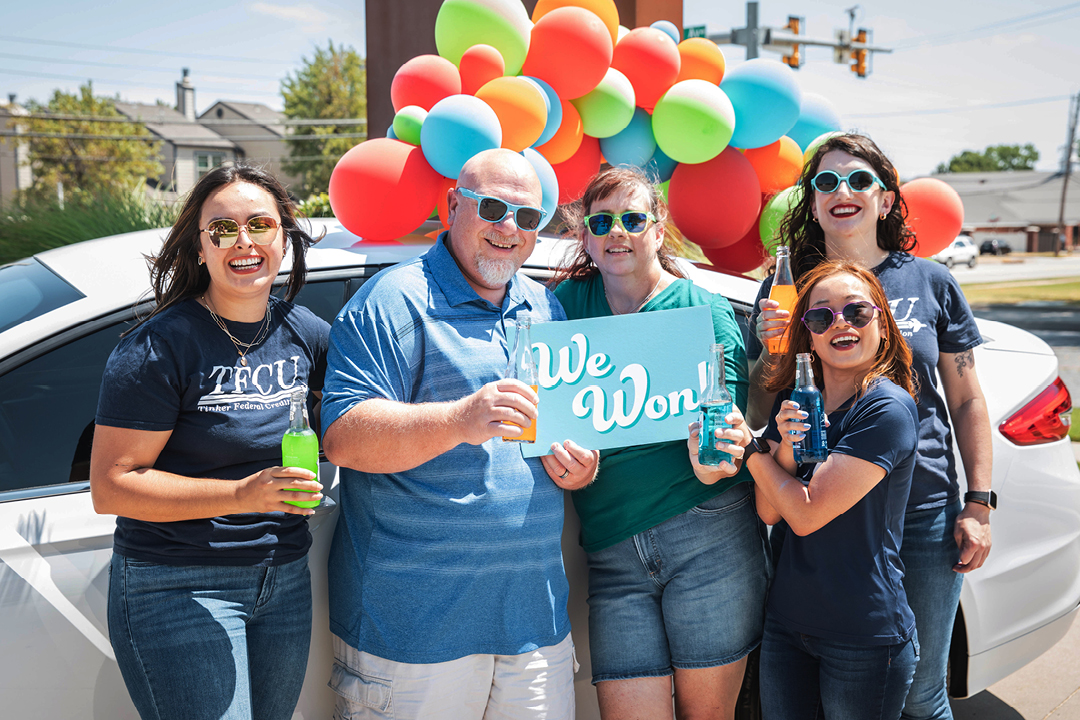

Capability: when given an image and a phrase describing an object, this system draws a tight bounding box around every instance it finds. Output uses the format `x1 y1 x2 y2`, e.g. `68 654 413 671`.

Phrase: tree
935 144 1039 174
24 82 163 200
281 41 367 196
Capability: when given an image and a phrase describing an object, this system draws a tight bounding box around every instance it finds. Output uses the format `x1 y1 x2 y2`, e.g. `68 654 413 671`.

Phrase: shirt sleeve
746 275 774 361
762 391 788 445
934 270 983 354
95 328 183 432
832 389 918 475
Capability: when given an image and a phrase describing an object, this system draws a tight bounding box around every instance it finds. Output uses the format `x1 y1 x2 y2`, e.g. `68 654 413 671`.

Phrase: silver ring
559 469 570 479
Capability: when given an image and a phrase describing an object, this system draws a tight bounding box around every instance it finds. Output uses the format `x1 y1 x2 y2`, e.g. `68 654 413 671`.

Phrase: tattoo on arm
954 350 974 377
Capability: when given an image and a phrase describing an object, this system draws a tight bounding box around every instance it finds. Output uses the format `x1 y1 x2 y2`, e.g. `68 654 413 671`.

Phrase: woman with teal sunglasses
552 166 769 720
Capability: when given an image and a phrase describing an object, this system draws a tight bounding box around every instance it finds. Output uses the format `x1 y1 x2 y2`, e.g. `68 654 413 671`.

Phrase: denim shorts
585 482 770 683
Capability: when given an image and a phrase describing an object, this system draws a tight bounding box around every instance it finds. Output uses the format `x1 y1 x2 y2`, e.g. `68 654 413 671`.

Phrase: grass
1071 408 1079 443
959 278 1080 306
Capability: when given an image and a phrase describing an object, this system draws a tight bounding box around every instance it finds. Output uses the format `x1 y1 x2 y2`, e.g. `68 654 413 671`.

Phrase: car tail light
999 377 1073 445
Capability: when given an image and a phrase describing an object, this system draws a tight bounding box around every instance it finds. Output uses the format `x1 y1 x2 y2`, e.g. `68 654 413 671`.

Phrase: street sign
684 25 707 39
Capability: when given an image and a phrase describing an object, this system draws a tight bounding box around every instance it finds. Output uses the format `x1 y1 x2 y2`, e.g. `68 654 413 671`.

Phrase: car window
275 279 350 324
0 259 85 334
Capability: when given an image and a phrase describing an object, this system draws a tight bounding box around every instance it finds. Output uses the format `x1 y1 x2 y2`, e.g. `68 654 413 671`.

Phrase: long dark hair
764 261 916 402
782 133 915 279
553 165 688 286
137 163 318 328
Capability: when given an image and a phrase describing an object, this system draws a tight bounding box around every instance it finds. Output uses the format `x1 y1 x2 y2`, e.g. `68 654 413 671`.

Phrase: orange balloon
475 76 548 151
743 136 803 195
612 27 681 112
536 98 584 165
902 178 965 257
391 55 462 112
521 7 613 100
435 175 457 228
676 38 726 85
552 135 602 204
532 0 620 47
460 44 505 96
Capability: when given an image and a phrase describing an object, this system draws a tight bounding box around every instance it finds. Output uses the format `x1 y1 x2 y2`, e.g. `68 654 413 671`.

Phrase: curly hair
782 133 915 279
763 260 917 402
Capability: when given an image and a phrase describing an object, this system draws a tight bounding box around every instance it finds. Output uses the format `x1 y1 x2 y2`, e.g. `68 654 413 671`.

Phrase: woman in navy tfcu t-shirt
90 164 330 720
733 261 920 719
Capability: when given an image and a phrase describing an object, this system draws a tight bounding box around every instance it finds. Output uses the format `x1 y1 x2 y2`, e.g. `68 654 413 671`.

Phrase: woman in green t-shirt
552 167 769 720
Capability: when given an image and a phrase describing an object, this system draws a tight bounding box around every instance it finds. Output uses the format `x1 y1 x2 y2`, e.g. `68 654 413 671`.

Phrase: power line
0 67 277 93
0 52 286 83
1 130 368 141
0 35 302 66
893 2 1080 50
13 112 366 127
846 94 1072 119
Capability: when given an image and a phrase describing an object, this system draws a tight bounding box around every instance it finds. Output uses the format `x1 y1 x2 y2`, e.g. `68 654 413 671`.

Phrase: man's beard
475 253 518 287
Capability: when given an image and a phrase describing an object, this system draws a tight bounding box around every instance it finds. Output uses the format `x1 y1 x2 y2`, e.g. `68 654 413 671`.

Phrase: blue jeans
900 501 964 720
108 554 312 720
760 615 919 720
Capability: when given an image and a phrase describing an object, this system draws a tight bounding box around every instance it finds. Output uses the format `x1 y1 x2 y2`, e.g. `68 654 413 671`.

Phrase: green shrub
297 192 334 219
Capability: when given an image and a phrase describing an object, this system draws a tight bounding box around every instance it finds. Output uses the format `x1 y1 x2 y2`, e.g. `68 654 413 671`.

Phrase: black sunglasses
457 188 545 231
801 301 881 335
201 216 281 248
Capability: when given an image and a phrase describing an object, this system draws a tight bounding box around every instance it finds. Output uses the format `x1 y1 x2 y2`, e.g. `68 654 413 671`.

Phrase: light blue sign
522 305 715 458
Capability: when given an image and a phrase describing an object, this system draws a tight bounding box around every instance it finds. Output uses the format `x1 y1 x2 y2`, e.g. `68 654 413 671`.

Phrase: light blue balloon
599 108 656 169
420 94 502 179
651 20 681 45
521 147 559 232
720 59 802 149
386 124 398 139
524 76 562 148
787 92 842 151
644 145 678 183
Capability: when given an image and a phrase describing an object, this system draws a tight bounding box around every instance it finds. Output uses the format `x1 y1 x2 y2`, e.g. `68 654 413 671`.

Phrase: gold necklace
202 295 272 366
605 274 663 315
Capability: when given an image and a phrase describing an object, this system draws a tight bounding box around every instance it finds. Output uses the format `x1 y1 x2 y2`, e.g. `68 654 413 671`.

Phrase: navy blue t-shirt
96 296 330 566
764 379 919 645
748 252 982 509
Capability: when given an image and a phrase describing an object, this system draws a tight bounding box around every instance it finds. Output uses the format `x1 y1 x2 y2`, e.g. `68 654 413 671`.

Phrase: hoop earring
880 211 888 221
812 216 819 223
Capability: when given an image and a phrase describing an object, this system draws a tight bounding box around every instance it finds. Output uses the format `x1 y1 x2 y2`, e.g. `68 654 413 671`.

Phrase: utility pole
1055 91 1079 257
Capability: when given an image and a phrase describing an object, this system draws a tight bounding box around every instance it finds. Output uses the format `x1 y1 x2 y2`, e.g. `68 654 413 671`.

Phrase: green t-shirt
554 274 751 553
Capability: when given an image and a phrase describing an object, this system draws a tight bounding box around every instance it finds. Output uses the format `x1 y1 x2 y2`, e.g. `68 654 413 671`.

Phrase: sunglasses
584 211 656 237
457 188 545 231
201 216 281 248
810 169 887 194
801 301 881 335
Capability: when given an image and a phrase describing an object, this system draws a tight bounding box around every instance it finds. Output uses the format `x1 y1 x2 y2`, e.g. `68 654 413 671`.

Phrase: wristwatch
743 435 768 463
964 490 997 510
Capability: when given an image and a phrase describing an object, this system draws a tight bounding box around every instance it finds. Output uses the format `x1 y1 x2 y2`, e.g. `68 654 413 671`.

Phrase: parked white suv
1 221 1077 719
933 235 980 269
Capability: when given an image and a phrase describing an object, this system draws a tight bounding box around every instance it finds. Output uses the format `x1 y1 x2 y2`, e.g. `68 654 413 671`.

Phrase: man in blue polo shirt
322 149 598 719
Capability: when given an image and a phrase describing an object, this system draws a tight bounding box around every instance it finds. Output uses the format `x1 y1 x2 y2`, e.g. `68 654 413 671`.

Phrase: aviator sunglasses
584 211 656 237
201 216 281 248
457 188 545 231
801 301 881 335
810 169 887 194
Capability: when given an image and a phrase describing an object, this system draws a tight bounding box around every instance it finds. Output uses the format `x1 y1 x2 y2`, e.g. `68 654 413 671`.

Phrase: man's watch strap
964 490 997 510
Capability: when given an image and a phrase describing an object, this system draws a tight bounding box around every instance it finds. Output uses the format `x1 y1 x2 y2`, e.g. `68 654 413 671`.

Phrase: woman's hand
235 466 323 515
756 297 792 354
776 400 811 450
688 407 752 484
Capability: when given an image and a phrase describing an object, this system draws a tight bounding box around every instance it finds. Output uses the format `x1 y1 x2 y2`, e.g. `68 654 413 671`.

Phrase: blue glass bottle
791 352 828 464
698 343 733 465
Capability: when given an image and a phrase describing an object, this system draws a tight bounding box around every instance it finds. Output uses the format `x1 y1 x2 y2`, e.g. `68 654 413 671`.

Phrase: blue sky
2 1 1078 176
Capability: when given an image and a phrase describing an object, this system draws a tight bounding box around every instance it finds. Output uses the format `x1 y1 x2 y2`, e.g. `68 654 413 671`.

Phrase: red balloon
552 135 601 204
329 139 444 242
460 44 505 96
702 224 768 274
521 7 613 100
668 147 762 249
435 175 457 228
901 178 965 257
391 55 462 112
611 27 681 112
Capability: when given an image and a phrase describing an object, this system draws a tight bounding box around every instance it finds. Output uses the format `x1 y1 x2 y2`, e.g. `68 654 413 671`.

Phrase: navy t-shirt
764 379 919 644
96 296 330 566
748 252 982 509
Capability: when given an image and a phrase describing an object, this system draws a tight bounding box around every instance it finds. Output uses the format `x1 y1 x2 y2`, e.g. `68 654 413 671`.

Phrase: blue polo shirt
321 234 570 664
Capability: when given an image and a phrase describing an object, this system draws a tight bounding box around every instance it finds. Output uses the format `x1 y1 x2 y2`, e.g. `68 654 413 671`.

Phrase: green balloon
802 131 846 166
434 0 531 76
651 80 736 165
570 69 635 139
759 185 803 255
392 106 426 146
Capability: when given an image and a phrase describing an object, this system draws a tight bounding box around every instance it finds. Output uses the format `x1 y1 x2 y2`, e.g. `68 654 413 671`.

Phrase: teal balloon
392 105 427 146
644 145 678 183
788 93 842 151
759 185 803 255
599 107 656 168
521 148 559 232
650 20 681 45
386 125 398 139
721 59 802 149
525 77 563 148
420 94 502 179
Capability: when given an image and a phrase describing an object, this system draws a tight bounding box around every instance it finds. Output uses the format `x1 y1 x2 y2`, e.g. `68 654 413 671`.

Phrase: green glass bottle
282 387 320 509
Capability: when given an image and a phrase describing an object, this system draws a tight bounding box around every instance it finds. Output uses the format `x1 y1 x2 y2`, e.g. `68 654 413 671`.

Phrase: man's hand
542 440 600 490
453 379 539 445
954 501 992 573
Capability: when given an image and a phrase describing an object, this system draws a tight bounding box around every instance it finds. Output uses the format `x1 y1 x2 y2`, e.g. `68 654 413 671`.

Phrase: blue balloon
524 77 563 148
787 92 843 151
720 59 802 150
386 124 398 139
420 94 502 179
644 145 678 183
521 148 559 232
651 20 681 45
599 108 657 169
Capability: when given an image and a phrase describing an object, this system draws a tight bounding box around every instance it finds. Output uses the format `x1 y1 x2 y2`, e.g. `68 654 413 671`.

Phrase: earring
880 211 888 221
197 257 204 265
812 216 819 223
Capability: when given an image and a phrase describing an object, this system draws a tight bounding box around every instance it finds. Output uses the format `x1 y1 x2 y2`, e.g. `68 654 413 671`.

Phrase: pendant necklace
202 295 272 366
605 274 663 316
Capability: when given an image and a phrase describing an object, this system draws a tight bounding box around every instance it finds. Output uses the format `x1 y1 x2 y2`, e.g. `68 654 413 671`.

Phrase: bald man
322 149 598 719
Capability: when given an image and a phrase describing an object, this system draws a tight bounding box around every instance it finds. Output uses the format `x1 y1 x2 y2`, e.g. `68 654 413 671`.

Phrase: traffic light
851 28 869 78
783 16 803 69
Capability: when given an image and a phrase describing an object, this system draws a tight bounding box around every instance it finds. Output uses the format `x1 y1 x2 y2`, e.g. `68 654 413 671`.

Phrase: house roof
113 101 237 150
929 171 1080 227
200 101 287 137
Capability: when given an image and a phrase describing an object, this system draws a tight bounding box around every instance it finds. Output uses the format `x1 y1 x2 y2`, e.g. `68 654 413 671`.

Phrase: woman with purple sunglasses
746 134 992 720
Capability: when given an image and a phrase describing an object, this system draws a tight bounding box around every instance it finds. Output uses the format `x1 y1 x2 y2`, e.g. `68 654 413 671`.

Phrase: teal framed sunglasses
583 211 656 237
456 188 545 231
810 169 887 194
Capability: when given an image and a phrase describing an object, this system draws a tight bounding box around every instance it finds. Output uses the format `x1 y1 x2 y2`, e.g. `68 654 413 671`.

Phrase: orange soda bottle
767 245 797 356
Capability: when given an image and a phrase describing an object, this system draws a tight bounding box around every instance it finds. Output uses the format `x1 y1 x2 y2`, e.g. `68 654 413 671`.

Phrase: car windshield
0 259 85 335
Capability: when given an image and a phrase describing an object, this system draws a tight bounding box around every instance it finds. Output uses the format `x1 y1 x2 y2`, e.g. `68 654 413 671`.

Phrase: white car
1 221 1078 720
933 235 980 269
